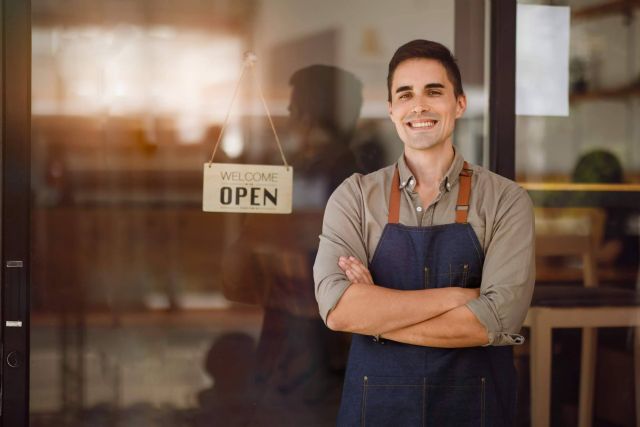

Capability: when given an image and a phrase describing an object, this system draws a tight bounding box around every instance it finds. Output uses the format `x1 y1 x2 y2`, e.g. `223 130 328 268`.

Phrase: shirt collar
396 147 465 193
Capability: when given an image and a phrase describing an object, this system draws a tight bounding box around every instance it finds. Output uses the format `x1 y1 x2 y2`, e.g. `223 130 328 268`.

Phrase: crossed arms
313 175 536 348
326 256 489 348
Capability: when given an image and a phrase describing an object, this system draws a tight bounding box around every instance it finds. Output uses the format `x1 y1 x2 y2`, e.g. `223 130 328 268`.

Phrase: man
313 40 535 426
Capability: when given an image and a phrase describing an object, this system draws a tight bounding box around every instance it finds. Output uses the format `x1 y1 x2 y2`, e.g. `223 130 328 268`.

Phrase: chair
524 208 640 427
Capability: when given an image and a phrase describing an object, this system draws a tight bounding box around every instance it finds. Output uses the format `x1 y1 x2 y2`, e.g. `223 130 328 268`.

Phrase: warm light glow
32 25 244 143
221 123 244 158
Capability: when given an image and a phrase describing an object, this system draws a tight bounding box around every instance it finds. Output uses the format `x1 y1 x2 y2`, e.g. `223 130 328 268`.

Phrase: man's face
388 58 466 153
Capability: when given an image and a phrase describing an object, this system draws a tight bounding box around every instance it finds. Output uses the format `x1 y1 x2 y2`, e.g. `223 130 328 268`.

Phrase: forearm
327 282 471 335
381 305 489 348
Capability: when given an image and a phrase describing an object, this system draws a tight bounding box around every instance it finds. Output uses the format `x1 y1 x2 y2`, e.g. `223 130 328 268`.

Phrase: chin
405 139 443 151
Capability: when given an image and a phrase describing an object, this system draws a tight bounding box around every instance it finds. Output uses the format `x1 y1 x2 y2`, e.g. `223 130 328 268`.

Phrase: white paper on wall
516 4 570 117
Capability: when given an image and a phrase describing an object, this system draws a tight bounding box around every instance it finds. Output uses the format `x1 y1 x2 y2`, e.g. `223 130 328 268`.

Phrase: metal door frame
1 0 31 425
489 0 517 180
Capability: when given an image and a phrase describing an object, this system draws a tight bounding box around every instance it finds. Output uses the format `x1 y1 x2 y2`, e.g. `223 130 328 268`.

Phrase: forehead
391 58 451 90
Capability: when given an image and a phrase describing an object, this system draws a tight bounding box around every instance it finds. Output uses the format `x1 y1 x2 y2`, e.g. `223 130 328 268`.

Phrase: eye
428 90 442 96
398 92 412 100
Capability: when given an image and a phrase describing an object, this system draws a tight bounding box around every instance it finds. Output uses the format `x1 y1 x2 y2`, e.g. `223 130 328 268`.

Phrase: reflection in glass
516 1 640 426
30 1 485 425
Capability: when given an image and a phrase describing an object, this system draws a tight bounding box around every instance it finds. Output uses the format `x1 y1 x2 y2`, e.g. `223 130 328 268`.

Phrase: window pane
516 2 639 426
30 1 488 425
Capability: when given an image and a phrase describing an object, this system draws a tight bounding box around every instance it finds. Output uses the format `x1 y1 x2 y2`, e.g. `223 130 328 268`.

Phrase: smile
407 119 438 129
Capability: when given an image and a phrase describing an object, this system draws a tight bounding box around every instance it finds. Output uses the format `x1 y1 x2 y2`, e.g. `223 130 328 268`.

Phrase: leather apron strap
455 161 473 224
388 161 473 224
388 167 402 224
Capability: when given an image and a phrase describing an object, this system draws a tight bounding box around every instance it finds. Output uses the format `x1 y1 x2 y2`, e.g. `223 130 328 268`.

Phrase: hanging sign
203 52 293 214
203 163 292 213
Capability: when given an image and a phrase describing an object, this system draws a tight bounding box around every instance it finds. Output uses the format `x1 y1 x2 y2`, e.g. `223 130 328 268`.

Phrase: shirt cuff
318 279 351 324
466 296 525 346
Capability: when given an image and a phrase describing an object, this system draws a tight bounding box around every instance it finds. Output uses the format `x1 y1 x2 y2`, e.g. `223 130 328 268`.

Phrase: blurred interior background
27 0 639 426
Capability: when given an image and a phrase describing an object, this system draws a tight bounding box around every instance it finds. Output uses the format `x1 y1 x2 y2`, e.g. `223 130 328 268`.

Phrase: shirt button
416 206 423 212
446 181 452 191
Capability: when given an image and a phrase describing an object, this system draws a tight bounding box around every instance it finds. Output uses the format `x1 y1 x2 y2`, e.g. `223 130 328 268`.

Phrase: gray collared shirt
313 150 535 346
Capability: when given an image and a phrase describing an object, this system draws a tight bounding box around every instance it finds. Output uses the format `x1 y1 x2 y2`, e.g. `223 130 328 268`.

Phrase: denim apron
337 163 517 427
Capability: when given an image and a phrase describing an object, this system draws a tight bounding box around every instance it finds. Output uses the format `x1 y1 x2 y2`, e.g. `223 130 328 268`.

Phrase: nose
411 102 430 114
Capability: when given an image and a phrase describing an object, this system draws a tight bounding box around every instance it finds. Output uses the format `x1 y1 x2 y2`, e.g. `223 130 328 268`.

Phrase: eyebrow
395 83 446 94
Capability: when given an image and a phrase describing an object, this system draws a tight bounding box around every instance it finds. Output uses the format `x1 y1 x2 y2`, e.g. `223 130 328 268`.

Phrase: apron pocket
361 376 424 427
447 263 481 288
425 376 486 426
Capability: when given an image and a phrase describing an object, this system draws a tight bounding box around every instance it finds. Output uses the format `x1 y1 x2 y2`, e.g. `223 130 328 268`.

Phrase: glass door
28 1 495 425
515 1 640 425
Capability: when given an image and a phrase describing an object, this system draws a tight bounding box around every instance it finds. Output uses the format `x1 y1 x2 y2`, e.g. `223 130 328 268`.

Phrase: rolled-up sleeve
466 186 535 346
313 176 369 324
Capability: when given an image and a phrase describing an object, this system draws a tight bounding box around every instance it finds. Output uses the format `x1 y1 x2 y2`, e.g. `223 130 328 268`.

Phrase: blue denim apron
337 163 517 427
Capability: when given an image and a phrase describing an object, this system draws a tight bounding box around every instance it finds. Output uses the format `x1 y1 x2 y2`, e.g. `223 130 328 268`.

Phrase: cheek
390 110 405 127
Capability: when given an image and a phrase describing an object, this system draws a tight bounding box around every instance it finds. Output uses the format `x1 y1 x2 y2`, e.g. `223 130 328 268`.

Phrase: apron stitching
361 376 368 427
462 264 469 287
423 266 430 289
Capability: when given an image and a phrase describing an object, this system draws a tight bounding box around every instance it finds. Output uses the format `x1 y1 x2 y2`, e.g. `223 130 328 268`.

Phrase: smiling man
313 40 535 426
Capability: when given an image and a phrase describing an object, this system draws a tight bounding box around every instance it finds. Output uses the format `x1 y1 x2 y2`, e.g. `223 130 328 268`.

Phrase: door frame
1 0 32 426
489 0 517 180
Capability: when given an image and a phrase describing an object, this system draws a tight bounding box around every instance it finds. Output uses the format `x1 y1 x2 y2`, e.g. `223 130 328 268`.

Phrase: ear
455 94 467 119
388 101 393 119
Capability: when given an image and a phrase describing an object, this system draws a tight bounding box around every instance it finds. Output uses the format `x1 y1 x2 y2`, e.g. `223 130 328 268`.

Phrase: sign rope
207 52 289 168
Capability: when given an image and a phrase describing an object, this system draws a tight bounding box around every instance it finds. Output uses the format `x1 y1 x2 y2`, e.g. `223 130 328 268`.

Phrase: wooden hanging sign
203 52 292 214
203 163 293 214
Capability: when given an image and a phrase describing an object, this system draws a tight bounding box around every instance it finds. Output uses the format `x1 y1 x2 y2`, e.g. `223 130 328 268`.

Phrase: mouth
406 119 438 130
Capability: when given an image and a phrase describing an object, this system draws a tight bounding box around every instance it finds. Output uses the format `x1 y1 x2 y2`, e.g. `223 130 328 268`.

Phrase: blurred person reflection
195 333 257 427
221 65 364 425
351 127 387 174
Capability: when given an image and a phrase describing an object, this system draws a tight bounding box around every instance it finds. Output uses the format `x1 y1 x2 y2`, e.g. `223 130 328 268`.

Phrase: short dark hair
387 39 464 102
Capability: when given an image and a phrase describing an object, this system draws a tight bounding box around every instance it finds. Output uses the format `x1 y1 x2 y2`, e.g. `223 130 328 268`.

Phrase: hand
338 256 374 285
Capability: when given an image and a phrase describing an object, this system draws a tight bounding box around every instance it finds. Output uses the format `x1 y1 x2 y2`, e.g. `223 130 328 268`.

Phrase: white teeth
410 121 436 128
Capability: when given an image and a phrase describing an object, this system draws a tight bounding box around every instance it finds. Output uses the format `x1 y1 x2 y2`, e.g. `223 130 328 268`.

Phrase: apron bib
337 163 517 427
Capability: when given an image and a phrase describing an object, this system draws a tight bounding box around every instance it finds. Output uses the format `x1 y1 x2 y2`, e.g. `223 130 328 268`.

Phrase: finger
339 256 374 285
338 260 348 272
348 263 369 280
347 257 372 277
347 256 366 267
345 259 373 282
345 269 357 282
344 268 367 284
347 268 373 286
338 257 350 272
351 271 368 283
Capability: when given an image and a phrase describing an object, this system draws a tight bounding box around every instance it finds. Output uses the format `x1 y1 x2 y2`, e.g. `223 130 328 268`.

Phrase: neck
403 141 455 188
